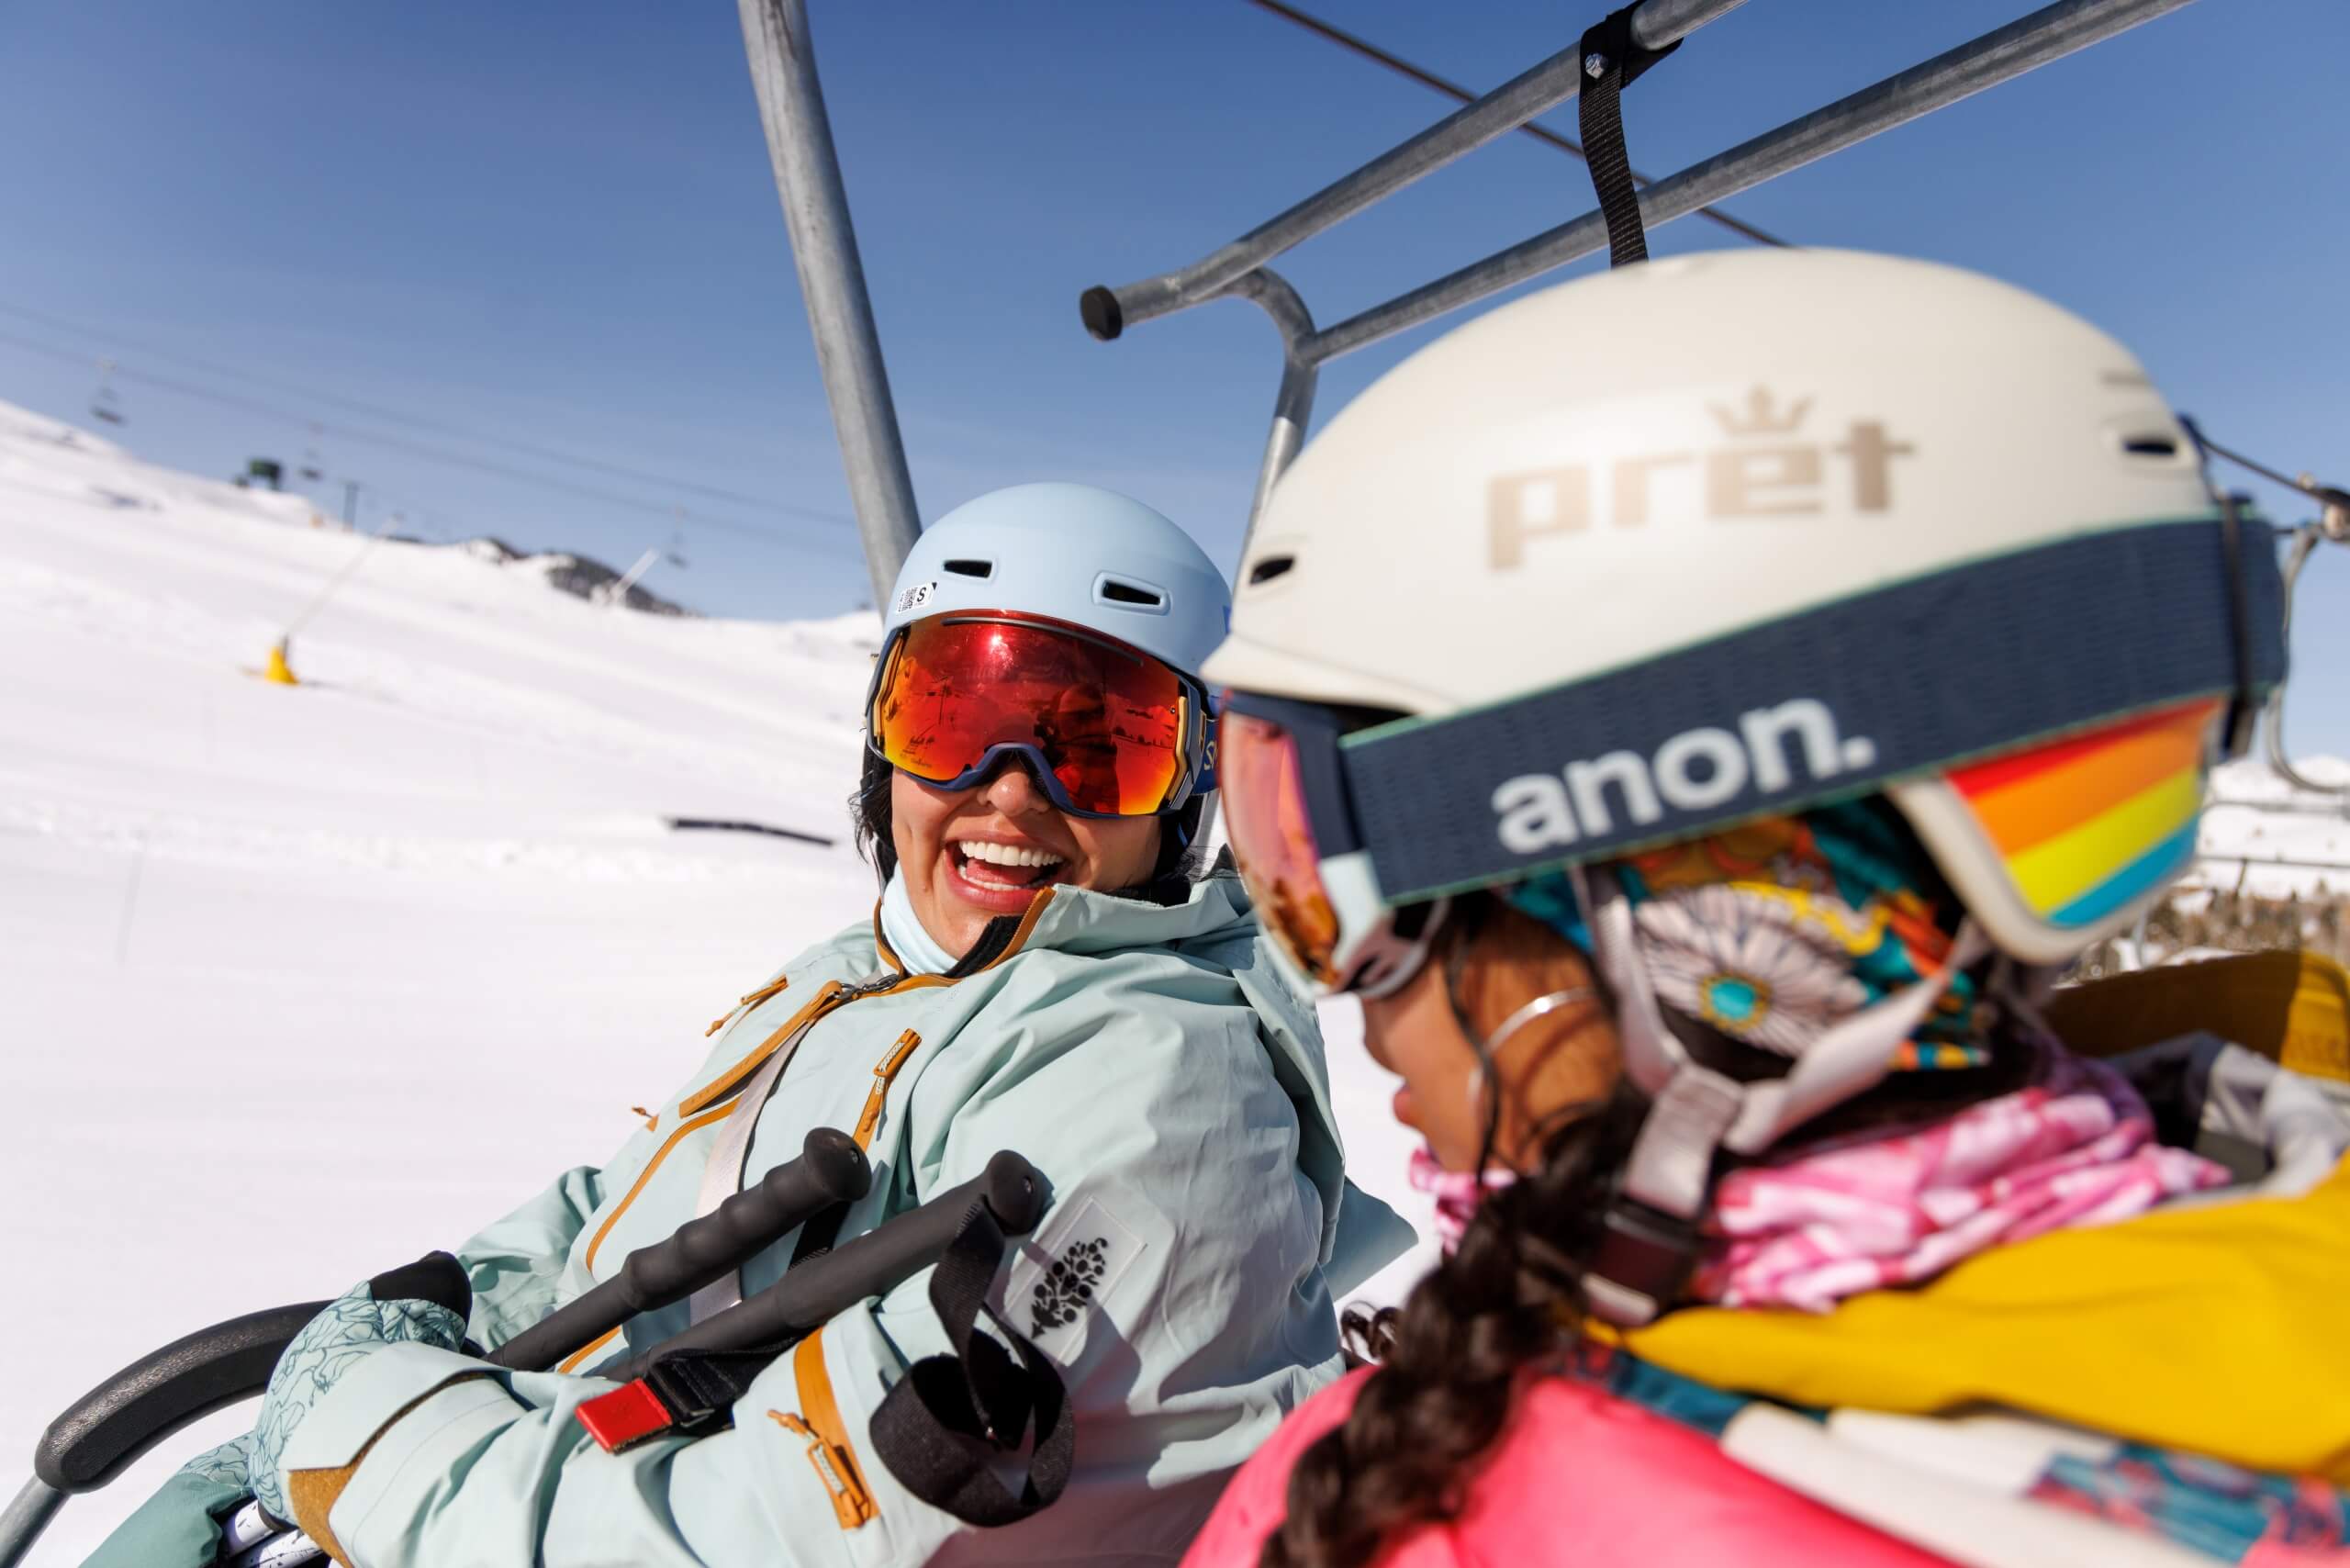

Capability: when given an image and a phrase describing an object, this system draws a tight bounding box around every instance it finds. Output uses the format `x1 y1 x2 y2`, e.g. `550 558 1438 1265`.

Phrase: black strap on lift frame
1577 4 1681 267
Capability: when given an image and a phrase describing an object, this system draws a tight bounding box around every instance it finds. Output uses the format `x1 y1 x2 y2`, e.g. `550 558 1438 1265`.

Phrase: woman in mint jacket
93 483 1407 1568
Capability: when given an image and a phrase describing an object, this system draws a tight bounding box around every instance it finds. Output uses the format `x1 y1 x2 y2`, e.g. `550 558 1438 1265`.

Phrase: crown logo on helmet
1709 386 1812 436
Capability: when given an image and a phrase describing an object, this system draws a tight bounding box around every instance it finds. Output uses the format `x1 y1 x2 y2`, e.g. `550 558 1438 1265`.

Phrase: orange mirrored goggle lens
872 616 1189 816
1220 711 1344 986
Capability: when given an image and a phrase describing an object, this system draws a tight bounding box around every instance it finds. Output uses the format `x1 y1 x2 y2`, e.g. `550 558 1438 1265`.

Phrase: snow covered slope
0 402 1434 1561
9 400 2338 1559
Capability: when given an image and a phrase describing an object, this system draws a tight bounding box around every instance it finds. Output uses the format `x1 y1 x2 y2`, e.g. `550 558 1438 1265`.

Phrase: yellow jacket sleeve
1628 1155 2350 1482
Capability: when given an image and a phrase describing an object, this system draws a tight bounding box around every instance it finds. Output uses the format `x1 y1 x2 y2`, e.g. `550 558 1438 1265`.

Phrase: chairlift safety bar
1079 0 1753 344
1083 0 2203 543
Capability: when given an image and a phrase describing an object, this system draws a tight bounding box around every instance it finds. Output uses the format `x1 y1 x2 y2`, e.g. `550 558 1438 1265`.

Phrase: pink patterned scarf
1407 1146 1517 1252
1691 1047 2229 1312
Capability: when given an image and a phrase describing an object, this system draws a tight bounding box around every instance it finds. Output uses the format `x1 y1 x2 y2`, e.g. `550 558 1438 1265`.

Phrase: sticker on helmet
893 580 937 615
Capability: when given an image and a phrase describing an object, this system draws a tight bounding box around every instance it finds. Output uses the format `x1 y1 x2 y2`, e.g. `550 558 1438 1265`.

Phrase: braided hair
1267 1098 1651 1568
1264 899 1641 1568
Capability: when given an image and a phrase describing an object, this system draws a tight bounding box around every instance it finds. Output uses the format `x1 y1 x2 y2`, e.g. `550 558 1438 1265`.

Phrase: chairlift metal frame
735 0 2346 788
739 0 2209 577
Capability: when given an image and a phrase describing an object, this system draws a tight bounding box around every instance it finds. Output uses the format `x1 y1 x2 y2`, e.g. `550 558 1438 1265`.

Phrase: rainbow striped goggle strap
1330 516 2286 954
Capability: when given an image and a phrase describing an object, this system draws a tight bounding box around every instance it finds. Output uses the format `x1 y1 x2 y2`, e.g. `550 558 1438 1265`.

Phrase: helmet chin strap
1567 864 1989 1327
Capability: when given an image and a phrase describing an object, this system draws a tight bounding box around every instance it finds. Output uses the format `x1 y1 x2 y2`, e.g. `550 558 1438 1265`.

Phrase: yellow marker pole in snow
261 511 399 686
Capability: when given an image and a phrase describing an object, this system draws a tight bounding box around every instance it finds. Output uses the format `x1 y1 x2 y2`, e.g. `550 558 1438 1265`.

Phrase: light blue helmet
884 483 1231 682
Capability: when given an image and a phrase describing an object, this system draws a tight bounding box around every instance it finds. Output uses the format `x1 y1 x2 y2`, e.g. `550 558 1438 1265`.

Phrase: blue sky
5 0 2347 750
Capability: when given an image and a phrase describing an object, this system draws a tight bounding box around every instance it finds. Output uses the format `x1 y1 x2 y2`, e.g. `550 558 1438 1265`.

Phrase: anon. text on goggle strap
1337 520 2284 902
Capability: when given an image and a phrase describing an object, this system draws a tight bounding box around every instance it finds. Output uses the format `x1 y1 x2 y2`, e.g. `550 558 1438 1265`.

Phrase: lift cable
0 299 836 522
0 325 864 563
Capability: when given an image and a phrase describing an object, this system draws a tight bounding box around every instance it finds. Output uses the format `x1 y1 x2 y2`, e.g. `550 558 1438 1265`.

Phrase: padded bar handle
34 1301 330 1494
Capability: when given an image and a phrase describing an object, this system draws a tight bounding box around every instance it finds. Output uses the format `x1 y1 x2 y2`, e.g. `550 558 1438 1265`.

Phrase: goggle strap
2179 414 2266 758
1346 517 2287 904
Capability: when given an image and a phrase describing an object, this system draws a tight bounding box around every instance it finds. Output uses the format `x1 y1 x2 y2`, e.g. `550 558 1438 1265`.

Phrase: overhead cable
0 325 863 562
0 299 841 523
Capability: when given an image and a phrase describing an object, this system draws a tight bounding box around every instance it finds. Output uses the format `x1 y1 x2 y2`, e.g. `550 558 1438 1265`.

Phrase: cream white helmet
1206 248 2287 1325
1207 248 2285 968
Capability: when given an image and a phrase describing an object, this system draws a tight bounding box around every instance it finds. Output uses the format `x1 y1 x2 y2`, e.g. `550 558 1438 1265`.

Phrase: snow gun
1 1132 1049 1568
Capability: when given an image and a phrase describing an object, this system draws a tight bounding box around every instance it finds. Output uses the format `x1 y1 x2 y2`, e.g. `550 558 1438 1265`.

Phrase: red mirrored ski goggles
867 611 1212 818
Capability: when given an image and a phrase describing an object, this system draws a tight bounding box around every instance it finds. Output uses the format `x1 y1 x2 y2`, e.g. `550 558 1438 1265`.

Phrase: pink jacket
1181 1368 1947 1568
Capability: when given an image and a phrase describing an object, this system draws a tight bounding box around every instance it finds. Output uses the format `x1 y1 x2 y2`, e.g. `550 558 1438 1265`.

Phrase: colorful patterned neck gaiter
1694 1035 2227 1311
1509 799 1992 1073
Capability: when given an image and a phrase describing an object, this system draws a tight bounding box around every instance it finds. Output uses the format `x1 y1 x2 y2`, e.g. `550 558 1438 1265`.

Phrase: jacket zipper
852 1031 923 1148
707 974 791 1037
769 1330 877 1528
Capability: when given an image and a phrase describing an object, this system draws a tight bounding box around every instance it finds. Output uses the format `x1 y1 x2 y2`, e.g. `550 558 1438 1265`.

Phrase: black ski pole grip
34 1301 330 1493
607 1149 1044 1380
492 1127 871 1373
974 1146 1048 1236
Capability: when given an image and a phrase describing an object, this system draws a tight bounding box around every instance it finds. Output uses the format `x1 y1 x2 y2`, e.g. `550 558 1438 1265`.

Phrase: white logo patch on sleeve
992 1195 1144 1359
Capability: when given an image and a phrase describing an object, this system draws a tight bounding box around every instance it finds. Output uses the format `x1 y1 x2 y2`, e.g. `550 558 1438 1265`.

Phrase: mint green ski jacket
274 874 1412 1566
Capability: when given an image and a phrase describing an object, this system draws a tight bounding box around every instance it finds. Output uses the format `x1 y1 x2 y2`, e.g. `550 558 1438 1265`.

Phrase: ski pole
16 1144 1035 1568
210 1127 873 1567
603 1148 1045 1381
488 1126 871 1373
215 1151 1040 1568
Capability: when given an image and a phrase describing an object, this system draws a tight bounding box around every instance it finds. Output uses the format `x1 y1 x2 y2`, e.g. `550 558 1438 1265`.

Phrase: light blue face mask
880 869 959 975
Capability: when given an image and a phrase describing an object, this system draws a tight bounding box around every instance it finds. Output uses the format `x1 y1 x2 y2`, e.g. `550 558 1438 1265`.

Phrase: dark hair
851 747 1208 895
1265 1078 1651 1568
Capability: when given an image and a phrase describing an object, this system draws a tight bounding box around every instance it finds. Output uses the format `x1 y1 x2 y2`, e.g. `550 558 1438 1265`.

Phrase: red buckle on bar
576 1379 675 1454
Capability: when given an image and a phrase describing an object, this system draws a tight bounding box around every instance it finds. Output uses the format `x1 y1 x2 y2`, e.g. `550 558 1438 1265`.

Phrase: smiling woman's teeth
961 842 1065 870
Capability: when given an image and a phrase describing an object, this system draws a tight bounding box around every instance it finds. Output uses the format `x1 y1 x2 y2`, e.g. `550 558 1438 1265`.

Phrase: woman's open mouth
945 839 1072 913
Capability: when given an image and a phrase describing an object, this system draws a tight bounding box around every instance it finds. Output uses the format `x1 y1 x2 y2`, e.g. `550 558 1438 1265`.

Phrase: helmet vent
942 557 994 579
1095 574 1168 610
2121 434 2180 458
1247 555 1295 587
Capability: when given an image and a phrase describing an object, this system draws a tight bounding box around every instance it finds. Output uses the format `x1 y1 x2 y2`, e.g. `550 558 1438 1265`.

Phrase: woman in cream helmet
1183 249 2350 1567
